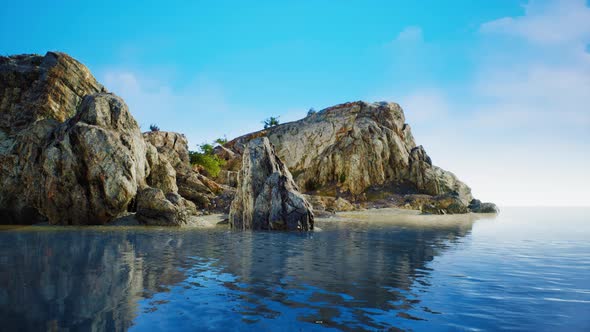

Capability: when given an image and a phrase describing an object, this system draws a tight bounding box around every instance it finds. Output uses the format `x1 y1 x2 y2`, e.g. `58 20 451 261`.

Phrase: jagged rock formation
0 52 105 135
0 84 148 224
144 131 223 209
224 101 495 213
0 52 216 225
229 137 314 231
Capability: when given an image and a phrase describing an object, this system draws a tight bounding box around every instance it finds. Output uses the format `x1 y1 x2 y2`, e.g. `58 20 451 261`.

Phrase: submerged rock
229 137 313 231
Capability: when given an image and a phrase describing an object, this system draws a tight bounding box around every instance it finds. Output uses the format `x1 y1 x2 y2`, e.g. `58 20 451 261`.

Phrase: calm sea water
1 207 589 331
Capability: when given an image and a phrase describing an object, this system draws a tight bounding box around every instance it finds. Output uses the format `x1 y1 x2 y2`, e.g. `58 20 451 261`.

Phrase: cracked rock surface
229 137 314 231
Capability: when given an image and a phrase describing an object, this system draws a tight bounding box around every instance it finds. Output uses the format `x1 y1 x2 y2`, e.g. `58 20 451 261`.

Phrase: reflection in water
2 209 589 331
0 219 473 331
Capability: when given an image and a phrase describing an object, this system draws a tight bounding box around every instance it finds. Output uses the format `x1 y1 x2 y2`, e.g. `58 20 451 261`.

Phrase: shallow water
1 207 589 331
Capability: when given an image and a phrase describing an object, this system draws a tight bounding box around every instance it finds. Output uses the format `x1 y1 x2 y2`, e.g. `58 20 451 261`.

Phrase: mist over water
1 208 589 331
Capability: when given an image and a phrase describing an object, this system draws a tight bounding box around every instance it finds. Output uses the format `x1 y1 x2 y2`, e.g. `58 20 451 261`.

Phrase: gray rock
229 137 313 231
468 199 499 214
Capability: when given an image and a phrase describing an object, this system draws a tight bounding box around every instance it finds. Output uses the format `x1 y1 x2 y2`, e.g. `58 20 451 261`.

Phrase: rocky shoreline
0 52 497 228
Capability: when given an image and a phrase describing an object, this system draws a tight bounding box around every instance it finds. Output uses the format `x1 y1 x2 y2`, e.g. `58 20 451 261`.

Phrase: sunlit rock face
229 137 314 231
144 131 222 209
0 91 149 224
225 101 477 209
0 52 105 135
0 52 213 225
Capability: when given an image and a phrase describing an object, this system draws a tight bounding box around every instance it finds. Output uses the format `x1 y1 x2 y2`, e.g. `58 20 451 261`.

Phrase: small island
0 52 497 228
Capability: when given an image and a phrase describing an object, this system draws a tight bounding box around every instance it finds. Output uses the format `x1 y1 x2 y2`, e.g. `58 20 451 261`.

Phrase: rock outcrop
1 92 149 224
136 188 198 226
0 52 105 135
144 131 222 209
0 52 216 225
229 137 314 231
468 199 499 214
224 101 494 213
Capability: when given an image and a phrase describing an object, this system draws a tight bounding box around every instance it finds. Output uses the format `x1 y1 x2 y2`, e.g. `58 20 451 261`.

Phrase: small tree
149 124 160 132
307 108 317 116
214 135 228 145
263 116 280 129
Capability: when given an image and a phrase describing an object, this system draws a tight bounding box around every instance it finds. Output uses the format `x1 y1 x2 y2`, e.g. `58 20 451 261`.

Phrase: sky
1 0 589 206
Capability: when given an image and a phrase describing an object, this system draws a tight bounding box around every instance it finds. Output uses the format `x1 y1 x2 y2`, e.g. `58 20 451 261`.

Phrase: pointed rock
229 137 313 231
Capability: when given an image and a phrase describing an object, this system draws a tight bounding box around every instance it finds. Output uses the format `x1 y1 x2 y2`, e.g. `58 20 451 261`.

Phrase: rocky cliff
0 52 215 225
0 52 495 224
224 101 495 214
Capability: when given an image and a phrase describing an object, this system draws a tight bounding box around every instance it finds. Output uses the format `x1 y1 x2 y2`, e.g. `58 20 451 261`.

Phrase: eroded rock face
0 52 105 135
229 137 313 231
0 52 208 225
226 101 475 207
143 131 221 209
1 93 149 224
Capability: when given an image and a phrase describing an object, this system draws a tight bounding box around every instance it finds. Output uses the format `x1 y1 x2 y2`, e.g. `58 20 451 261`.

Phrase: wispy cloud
394 26 423 43
480 0 590 46
380 0 590 206
100 70 257 147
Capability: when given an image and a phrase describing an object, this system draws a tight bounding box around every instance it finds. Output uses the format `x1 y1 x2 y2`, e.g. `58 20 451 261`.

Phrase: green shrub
189 140 226 177
263 116 280 129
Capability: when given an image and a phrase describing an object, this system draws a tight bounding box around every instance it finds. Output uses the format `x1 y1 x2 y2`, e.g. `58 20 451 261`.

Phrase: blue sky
1 0 589 206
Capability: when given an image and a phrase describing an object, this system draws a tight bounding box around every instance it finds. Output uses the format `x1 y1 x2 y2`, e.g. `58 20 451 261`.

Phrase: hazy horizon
1 0 589 206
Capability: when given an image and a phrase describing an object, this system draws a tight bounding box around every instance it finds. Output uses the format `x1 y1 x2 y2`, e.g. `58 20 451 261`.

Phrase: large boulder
1 93 149 224
225 101 477 207
229 137 313 231
468 199 499 214
136 188 197 226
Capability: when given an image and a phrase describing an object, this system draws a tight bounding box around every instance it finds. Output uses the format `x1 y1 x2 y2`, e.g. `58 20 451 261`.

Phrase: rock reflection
0 218 474 331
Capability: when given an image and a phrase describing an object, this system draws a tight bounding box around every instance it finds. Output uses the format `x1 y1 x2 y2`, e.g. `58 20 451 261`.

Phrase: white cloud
390 1 590 206
398 89 450 125
394 26 423 43
101 70 243 147
480 0 590 46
